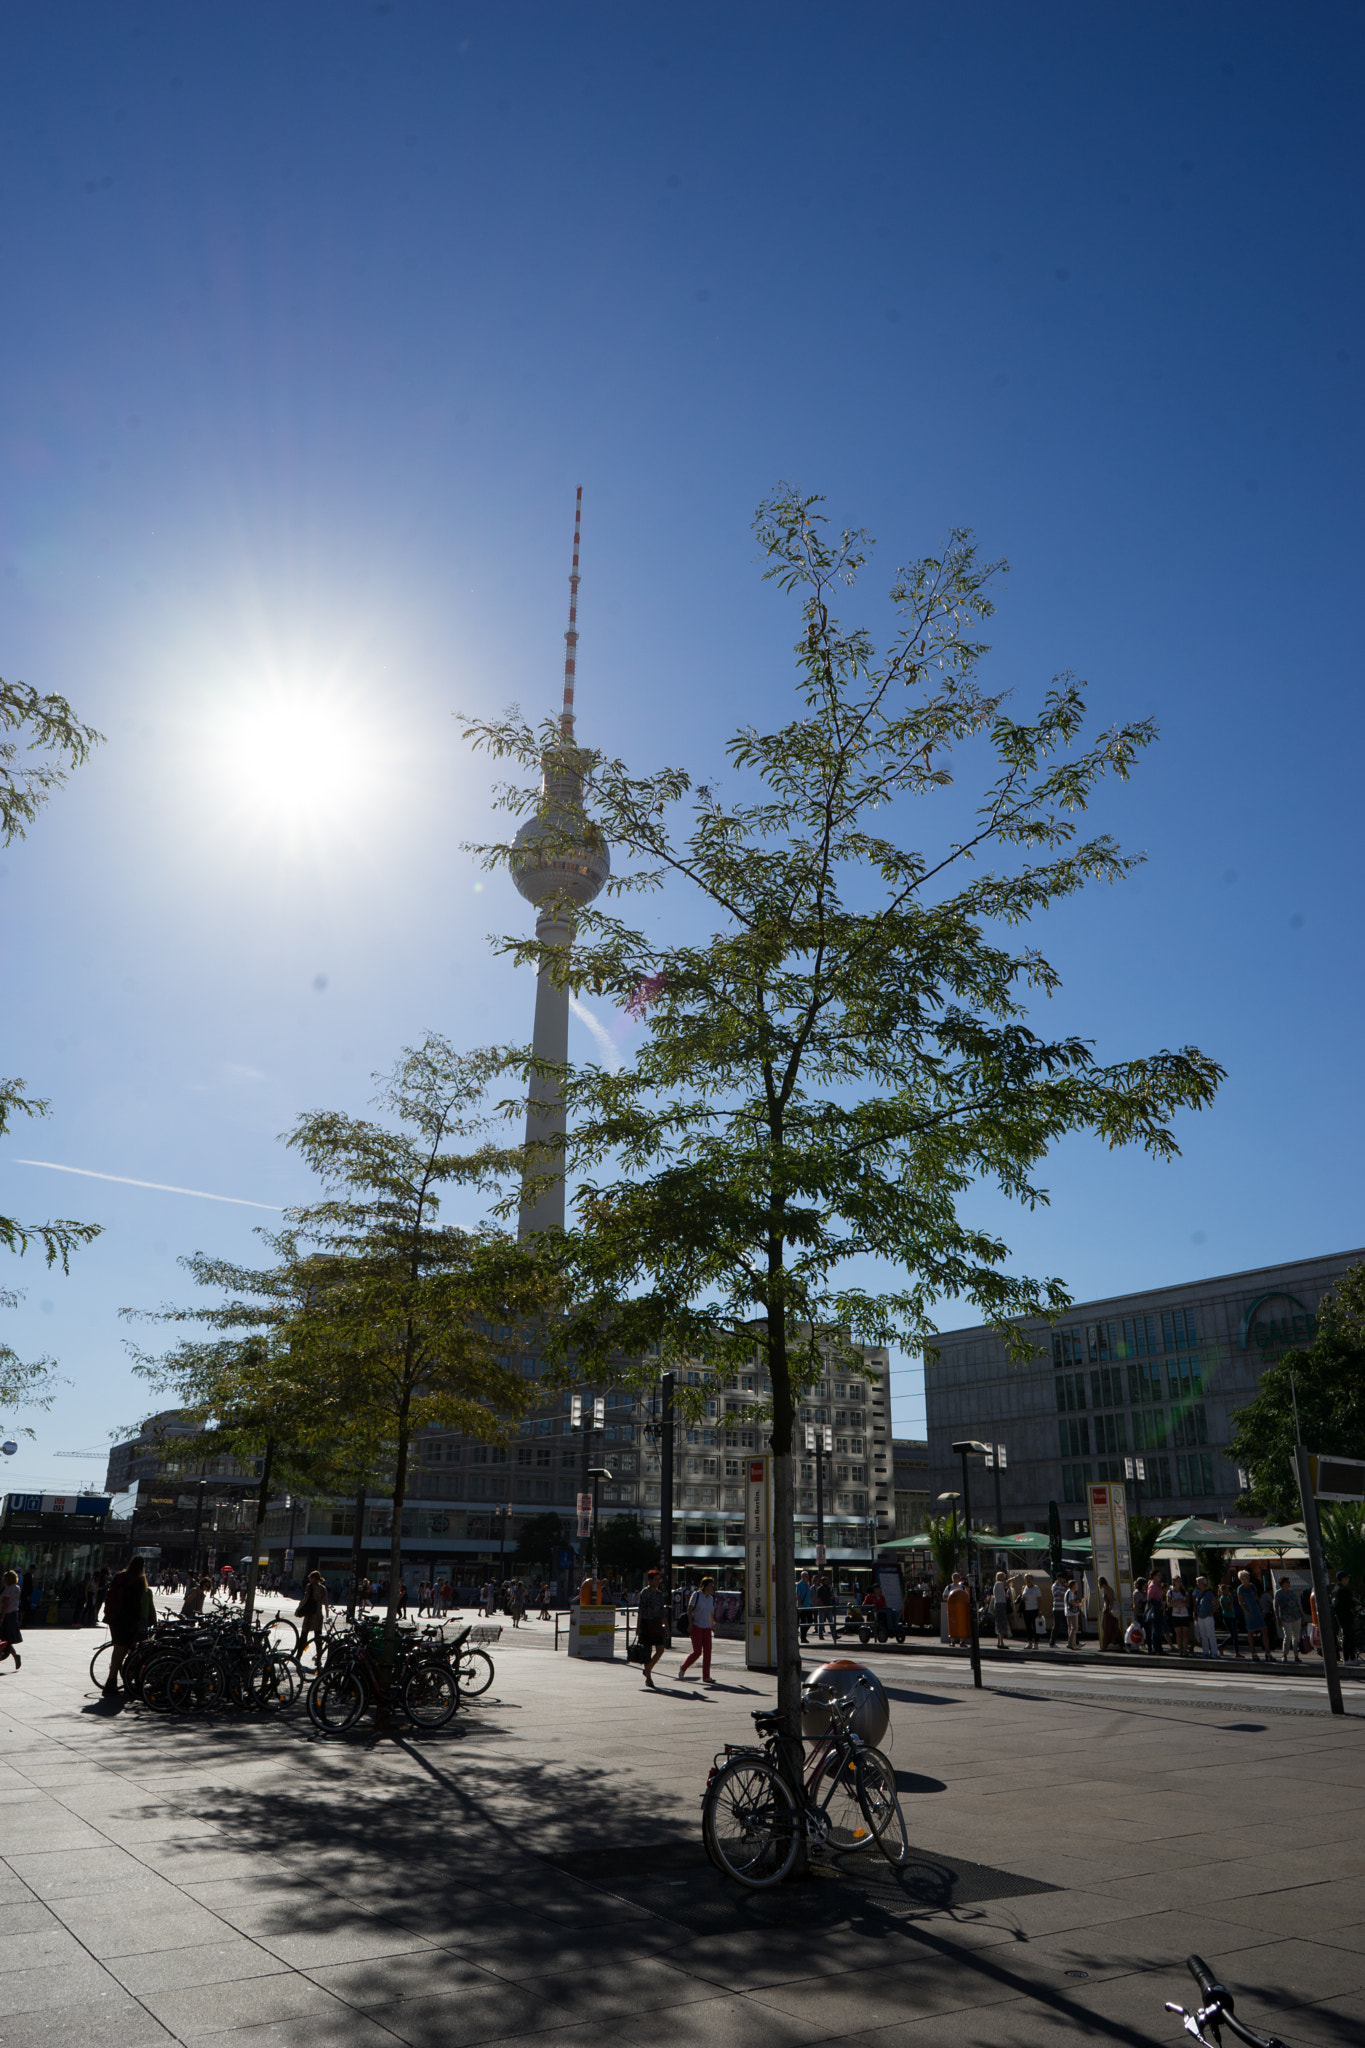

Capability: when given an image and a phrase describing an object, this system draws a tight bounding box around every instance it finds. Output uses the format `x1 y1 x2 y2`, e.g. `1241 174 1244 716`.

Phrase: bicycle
414 1621 495 1696
1167 1955 1289 2047
305 1618 460 1734
701 1676 908 1888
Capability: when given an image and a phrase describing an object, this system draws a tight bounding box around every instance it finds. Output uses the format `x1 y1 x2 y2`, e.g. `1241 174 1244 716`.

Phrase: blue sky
2 3 1361 1486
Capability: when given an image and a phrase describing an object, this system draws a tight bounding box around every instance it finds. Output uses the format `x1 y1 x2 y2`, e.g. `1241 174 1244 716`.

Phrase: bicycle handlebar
1165 1956 1291 2048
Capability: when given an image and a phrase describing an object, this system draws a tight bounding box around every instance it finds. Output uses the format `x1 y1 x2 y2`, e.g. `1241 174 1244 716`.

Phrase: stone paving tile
106 1938 292 1995
50 1891 238 1958
178 2016 401 2048
0 1898 58 1938
0 1994 178 2048
5 1845 173 1899
358 1984 563 2047
748 1955 1028 2032
304 1947 510 2007
611 1996 833 2048
252 1920 439 1971
0 1952 129 2015
140 1971 352 2041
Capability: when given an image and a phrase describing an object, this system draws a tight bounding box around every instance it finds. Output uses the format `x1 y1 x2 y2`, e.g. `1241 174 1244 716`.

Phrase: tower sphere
511 789 611 911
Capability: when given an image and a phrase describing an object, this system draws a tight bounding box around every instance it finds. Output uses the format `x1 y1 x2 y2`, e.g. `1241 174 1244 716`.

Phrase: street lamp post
495 1503 510 1589
588 1465 612 1582
806 1423 832 1573
952 1440 992 1692
659 1373 675 1611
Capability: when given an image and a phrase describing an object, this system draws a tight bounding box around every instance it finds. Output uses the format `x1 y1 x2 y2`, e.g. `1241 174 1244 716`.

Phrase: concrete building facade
925 1246 1363 1535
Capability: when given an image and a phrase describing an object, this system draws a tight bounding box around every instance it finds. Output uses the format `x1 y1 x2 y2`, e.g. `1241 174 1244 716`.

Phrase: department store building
924 1246 1363 1534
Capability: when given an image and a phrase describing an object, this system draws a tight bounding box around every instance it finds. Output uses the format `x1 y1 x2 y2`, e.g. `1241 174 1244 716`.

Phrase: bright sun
211 684 380 838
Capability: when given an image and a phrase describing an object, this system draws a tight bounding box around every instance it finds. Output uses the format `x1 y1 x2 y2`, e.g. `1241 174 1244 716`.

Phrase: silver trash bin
801 1659 890 1746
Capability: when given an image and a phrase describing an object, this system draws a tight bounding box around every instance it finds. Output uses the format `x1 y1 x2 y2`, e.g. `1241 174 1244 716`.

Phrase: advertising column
1088 1481 1132 1634
745 1456 776 1670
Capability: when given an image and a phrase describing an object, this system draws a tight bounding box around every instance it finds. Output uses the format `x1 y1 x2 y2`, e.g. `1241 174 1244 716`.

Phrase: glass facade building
925 1246 1363 1534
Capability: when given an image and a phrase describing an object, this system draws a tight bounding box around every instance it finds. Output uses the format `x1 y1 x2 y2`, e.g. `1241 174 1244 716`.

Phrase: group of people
795 1570 840 1640
633 1569 718 1688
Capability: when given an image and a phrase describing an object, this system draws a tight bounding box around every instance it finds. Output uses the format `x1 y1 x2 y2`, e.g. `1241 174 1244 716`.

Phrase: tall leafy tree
273 1035 557 1647
2 677 105 1412
1228 1264 1365 1523
467 486 1223 1761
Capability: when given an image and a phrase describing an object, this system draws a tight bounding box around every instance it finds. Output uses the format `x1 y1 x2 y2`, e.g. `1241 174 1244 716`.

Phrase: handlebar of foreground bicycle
1165 1956 1291 2048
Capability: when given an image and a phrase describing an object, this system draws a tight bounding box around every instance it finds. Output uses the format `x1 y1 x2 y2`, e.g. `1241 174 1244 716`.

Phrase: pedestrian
396 1580 408 1619
1192 1576 1219 1658
102 1556 153 1699
678 1575 717 1683
296 1571 328 1663
1237 1569 1269 1662
814 1573 834 1640
796 1570 812 1643
1050 1568 1069 1648
1169 1577 1191 1657
1064 1576 1084 1652
510 1582 525 1627
358 1576 372 1614
478 1581 490 1618
0 1569 23 1671
634 1568 670 1688
1098 1576 1120 1652
1333 1573 1358 1665
991 1571 1012 1652
181 1575 209 1619
1218 1578 1242 1658
1144 1572 1166 1654
1273 1575 1302 1666
1019 1574 1042 1651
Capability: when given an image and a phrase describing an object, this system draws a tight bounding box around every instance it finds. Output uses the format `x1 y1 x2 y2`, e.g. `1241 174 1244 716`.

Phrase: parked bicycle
701 1675 908 1887
305 1616 461 1734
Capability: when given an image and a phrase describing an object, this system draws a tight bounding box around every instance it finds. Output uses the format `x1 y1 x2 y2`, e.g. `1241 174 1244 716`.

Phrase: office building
925 1246 1363 1533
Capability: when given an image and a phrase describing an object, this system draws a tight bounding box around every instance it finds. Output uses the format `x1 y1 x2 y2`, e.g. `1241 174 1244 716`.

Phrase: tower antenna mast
560 486 582 739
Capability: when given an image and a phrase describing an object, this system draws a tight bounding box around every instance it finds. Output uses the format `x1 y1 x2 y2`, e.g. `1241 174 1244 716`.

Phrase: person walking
1050 1569 1068 1649
1169 1577 1192 1657
296 1571 328 1664
796 1571 812 1643
678 1575 717 1683
1333 1573 1358 1665
634 1568 669 1688
814 1573 834 1640
0 1569 22 1671
991 1571 1012 1652
1192 1576 1218 1658
1237 1569 1269 1662
1064 1576 1084 1652
181 1575 210 1619
1144 1572 1166 1654
1019 1574 1042 1651
510 1582 526 1628
1273 1576 1302 1665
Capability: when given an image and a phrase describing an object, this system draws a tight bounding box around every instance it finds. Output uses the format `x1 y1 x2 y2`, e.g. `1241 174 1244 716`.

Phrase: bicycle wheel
857 1748 910 1868
703 1756 799 1889
269 1615 300 1656
307 1668 366 1734
456 1647 494 1696
402 1660 460 1729
820 1751 879 1854
89 1641 116 1691
255 1652 301 1710
138 1653 184 1713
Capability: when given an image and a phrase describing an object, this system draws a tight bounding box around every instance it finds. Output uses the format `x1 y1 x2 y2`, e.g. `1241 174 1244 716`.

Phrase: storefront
0 1493 114 1616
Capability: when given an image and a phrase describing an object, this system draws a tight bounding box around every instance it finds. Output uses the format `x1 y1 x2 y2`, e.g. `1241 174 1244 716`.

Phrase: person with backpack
0 1569 22 1671
102 1557 153 1699
678 1575 717 1684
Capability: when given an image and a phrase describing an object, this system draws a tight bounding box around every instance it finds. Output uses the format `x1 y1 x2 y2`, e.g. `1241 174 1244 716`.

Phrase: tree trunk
766 1267 807 1874
347 1482 366 1620
243 1438 274 1627
386 1383 412 1667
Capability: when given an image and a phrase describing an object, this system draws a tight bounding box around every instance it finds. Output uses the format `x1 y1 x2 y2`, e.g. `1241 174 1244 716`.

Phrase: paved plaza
1 1616 1363 2048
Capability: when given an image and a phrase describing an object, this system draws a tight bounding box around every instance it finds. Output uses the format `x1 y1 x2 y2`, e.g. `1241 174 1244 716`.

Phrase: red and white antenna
560 486 582 738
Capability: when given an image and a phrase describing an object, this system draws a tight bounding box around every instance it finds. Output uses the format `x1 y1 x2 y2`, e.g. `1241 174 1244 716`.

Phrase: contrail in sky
12 1160 281 1211
569 995 623 1073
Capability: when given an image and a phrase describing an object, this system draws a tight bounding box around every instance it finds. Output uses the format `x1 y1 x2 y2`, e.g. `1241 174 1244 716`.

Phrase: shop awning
1153 1517 1250 1551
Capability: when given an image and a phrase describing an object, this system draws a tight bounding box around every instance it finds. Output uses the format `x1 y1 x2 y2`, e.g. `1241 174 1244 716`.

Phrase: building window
1059 1418 1090 1459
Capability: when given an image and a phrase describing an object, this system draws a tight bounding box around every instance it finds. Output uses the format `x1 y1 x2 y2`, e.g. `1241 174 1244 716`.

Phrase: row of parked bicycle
89 1608 498 1734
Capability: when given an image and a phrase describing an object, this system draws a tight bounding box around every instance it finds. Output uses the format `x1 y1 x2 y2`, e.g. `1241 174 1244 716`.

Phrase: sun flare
209 681 381 838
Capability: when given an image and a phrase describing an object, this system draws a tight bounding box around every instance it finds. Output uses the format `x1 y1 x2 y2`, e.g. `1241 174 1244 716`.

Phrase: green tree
2 678 105 1408
1227 1265 1365 1523
595 1511 661 1580
514 1511 567 1571
466 486 1223 1761
923 1512 959 1589
277 1035 557 1649
127 1327 367 1624
1319 1504 1365 1588
1128 1516 1163 1581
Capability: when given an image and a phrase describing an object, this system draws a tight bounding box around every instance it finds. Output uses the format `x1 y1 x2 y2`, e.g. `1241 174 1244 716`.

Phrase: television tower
511 489 611 1237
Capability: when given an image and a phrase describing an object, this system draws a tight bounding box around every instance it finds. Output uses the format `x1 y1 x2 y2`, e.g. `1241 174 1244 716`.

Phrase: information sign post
1087 1481 1133 1635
